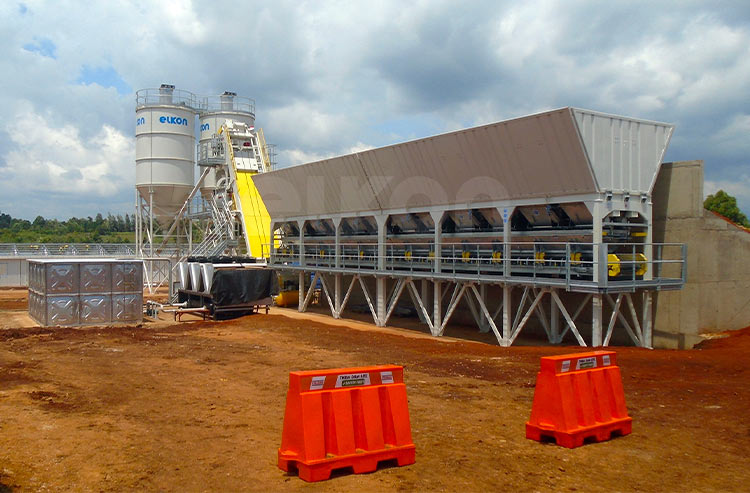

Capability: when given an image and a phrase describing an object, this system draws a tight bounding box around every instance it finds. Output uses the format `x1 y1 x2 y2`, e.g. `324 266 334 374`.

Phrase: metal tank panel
46 263 79 294
79 262 111 293
112 294 141 322
46 295 79 326
112 262 143 293
80 295 111 324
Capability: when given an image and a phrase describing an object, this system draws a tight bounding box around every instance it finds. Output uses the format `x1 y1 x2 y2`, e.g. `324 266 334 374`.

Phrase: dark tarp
210 268 279 307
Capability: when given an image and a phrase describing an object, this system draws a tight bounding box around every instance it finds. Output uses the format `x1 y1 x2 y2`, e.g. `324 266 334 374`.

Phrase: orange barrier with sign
278 365 415 482
526 351 631 448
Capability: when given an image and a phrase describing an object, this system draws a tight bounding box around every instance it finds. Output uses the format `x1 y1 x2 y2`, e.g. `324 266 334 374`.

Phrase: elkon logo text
159 115 190 126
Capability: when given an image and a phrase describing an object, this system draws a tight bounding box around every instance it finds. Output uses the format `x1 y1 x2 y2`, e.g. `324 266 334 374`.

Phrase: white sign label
576 357 597 370
380 371 394 384
335 372 371 388
602 354 611 366
310 376 326 390
560 360 571 373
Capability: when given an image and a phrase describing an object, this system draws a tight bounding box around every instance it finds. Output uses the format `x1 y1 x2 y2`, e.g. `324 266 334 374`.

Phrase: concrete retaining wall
652 160 750 348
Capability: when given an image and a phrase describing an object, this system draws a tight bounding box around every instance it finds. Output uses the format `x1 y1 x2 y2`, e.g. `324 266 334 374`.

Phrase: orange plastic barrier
278 365 416 481
526 351 631 448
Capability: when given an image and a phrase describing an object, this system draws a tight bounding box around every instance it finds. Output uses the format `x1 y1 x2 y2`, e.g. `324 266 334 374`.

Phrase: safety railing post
682 244 688 283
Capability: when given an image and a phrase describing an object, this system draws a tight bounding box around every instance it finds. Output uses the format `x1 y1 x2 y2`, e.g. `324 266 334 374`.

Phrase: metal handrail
136 88 199 108
199 95 255 114
0 243 136 257
265 241 687 289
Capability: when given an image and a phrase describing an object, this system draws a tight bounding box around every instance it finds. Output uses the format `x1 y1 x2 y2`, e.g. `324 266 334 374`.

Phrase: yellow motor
617 253 648 276
607 253 621 277
274 290 299 307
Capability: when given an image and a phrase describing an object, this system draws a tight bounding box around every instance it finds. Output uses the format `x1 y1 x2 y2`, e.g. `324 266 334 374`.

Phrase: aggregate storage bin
27 259 143 327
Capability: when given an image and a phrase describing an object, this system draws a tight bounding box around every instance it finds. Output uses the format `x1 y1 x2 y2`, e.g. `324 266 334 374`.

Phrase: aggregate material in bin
27 259 143 327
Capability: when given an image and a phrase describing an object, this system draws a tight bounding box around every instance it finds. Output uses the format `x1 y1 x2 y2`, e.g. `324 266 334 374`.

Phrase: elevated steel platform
253 108 685 347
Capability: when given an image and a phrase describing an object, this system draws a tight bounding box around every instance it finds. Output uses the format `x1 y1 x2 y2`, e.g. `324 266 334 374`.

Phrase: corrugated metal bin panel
80 294 112 324
112 262 143 293
46 263 79 294
112 294 142 323
80 262 112 293
572 108 673 194
46 295 79 326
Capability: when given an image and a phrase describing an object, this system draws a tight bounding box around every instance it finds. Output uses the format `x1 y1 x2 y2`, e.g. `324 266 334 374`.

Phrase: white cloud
1 104 132 197
1 1 750 220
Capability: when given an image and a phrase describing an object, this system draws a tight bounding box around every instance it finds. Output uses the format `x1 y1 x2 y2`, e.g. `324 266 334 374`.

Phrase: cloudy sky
1 0 749 220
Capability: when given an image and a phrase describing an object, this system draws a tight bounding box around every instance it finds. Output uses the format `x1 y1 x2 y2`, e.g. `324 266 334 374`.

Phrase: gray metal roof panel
253 108 672 219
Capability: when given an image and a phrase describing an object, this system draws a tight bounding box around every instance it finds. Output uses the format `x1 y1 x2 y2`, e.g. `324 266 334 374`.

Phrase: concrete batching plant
254 108 688 348
134 84 275 297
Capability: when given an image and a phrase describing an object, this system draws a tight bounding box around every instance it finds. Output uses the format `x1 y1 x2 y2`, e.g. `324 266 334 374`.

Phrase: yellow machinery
221 124 274 258
608 253 648 278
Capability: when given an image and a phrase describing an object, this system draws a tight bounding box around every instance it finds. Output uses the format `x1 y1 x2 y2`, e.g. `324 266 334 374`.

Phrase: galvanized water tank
27 259 143 327
135 84 197 224
198 91 255 199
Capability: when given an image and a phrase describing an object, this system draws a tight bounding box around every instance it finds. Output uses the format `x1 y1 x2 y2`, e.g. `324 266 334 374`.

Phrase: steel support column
334 273 342 319
550 288 560 342
502 284 511 346
592 293 603 346
430 212 443 274
642 291 653 348
376 277 387 327
433 281 442 336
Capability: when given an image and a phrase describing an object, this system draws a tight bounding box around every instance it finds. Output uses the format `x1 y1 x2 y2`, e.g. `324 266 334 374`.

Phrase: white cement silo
135 84 197 224
198 91 255 199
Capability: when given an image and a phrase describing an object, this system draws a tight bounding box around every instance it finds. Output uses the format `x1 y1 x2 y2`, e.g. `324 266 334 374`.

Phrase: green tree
704 190 750 227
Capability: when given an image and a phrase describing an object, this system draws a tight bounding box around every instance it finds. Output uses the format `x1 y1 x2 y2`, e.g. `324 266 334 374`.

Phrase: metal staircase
167 122 267 301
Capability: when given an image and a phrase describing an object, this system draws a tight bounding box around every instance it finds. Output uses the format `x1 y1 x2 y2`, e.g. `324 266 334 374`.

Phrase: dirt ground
0 288 749 492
